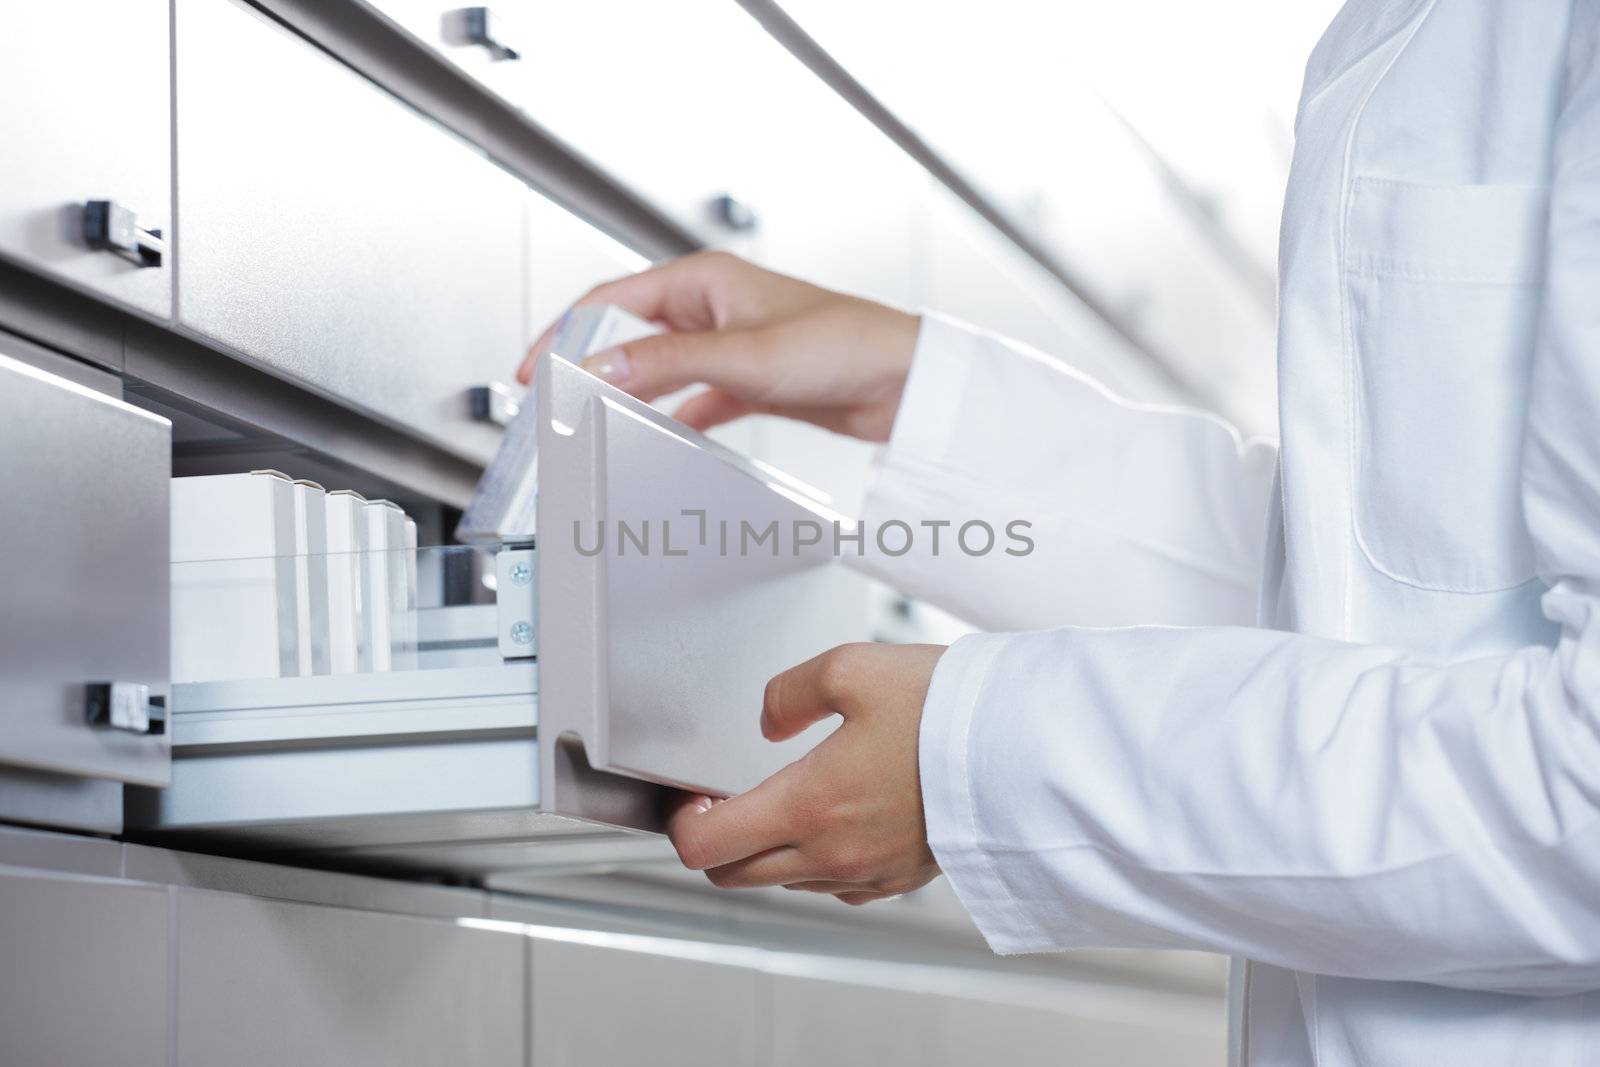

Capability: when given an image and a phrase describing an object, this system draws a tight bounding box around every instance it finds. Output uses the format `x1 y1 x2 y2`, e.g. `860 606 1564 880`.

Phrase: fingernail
689 794 715 814
581 347 631 385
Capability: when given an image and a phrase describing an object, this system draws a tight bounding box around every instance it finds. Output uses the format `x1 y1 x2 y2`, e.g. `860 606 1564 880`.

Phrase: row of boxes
171 470 418 684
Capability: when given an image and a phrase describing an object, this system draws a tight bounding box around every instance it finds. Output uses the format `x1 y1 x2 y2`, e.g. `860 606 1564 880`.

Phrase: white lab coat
859 1 1600 1062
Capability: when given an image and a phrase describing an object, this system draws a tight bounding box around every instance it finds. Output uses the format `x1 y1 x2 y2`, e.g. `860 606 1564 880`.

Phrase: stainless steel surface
268 0 696 258
0 868 170 1067
174 889 524 1067
121 842 492 919
174 0 525 466
124 320 485 509
0 353 171 788
0 325 122 395
537 354 864 808
441 6 521 61
0 0 171 320
511 0 922 308
729 0 1198 402
0 824 125 878
0 766 123 834
129 665 539 845
532 936 774 1066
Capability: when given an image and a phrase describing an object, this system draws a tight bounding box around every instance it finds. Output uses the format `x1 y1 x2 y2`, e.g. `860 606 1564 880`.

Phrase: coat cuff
879 311 979 472
919 631 1050 954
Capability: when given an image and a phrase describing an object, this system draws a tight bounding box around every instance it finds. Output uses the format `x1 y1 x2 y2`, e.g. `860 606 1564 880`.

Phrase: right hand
517 251 920 443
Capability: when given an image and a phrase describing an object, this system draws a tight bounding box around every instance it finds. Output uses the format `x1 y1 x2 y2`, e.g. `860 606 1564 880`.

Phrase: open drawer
128 356 865 874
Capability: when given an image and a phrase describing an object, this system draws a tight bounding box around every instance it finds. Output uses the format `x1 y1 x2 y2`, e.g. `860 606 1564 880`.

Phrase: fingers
780 883 893 906
666 768 798 872
672 388 757 432
579 327 775 405
701 846 812 889
518 253 739 385
760 644 872 742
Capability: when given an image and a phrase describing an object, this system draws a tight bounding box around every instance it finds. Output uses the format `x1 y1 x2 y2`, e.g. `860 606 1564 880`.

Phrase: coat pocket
1345 177 1549 592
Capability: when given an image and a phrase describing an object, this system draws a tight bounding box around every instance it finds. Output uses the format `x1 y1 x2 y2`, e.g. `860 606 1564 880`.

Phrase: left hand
666 642 947 906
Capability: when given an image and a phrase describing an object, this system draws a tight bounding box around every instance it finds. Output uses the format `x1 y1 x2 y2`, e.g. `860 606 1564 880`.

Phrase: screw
509 621 534 645
508 562 532 586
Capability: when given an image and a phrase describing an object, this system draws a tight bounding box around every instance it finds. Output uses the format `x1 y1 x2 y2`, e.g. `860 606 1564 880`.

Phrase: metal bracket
83 201 165 268
442 7 521 61
495 545 536 659
85 682 167 736
468 382 521 428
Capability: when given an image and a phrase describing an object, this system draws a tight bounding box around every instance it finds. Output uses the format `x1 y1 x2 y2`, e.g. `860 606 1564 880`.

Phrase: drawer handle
710 193 759 234
82 200 165 268
443 7 521 61
469 382 521 427
85 682 167 736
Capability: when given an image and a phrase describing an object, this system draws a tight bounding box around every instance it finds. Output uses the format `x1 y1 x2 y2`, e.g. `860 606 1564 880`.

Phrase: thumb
760 645 867 742
580 327 774 406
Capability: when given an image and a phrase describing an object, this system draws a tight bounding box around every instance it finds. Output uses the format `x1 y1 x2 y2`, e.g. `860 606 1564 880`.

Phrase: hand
666 642 947 906
518 251 920 443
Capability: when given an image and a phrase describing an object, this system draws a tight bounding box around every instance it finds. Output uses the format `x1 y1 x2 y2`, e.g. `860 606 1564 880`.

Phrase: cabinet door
525 189 649 347
175 888 524 1067
531 936 772 1066
0 0 171 320
0 870 170 1067
537 354 864 819
0 353 171 788
363 0 534 106
174 0 526 466
514 0 920 307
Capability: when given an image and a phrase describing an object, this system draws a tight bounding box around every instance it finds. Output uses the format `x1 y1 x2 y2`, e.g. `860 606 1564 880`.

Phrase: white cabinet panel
525 190 650 346
175 889 524 1067
512 0 920 308
772 973 1226 1067
0 0 171 319
364 0 535 105
537 354 866 813
0 870 170 1067
175 0 526 465
531 937 772 1066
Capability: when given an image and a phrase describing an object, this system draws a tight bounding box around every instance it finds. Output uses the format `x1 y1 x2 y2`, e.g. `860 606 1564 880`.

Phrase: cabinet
174 0 527 466
0 870 170 1067
131 356 867 866
497 0 923 308
0 353 171 804
174 889 524 1067
0 0 171 323
531 936 773 1066
363 1 535 106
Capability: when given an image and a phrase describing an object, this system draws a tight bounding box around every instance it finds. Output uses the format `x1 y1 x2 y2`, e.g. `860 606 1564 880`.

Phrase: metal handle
85 682 167 736
469 382 521 427
709 193 759 234
83 201 165 268
442 7 520 61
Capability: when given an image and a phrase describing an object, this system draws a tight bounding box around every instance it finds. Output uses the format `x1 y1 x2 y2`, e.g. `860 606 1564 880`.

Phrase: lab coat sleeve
921 37 1600 996
857 312 1278 632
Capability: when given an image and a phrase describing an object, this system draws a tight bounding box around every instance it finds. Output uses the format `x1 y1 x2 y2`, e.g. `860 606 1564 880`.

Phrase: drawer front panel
175 0 525 465
0 353 172 787
176 889 524 1067
0 0 171 321
538 354 866 814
